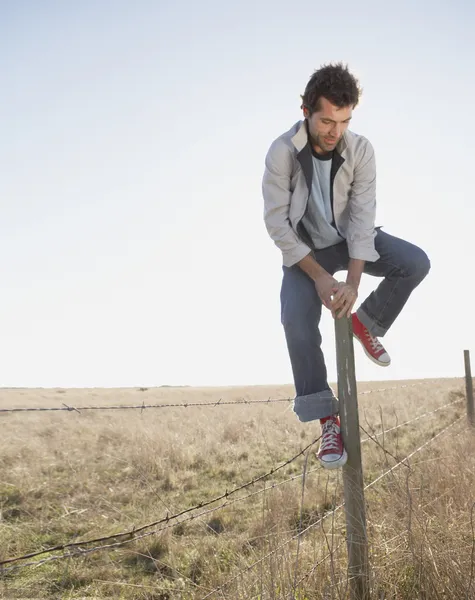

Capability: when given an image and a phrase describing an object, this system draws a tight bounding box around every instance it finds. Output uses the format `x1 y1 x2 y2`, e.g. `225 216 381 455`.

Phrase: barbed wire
85 394 462 557
0 416 465 600
0 379 453 414
358 381 449 396
363 416 464 492
0 392 464 574
198 415 465 599
360 397 463 444
0 435 322 568
0 398 293 413
0 464 326 575
0 391 466 593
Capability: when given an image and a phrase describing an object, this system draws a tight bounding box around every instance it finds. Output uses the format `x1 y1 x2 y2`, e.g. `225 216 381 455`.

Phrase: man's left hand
331 282 358 319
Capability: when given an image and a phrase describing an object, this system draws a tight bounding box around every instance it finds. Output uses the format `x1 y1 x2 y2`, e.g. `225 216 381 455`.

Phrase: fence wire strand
360 397 463 444
0 380 446 414
0 398 293 413
363 416 464 493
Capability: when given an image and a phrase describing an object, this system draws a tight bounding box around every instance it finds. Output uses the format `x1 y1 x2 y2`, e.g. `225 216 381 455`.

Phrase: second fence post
335 316 370 600
464 350 474 427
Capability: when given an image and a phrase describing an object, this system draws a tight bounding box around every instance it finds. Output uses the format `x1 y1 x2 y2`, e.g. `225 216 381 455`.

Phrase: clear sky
1 0 474 388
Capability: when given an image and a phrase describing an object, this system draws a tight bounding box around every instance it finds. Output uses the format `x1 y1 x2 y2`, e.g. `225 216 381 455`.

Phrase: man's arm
262 141 312 267
297 253 330 281
297 253 340 311
346 258 365 289
346 139 379 263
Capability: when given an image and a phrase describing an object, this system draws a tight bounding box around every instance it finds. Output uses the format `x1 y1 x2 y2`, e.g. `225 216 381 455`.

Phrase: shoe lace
320 420 341 452
365 329 384 353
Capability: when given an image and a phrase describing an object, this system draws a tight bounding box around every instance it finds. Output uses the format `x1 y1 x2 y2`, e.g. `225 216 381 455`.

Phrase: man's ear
302 105 310 118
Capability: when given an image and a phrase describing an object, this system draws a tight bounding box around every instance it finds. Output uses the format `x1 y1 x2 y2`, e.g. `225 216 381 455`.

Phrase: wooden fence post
335 316 370 600
464 350 474 427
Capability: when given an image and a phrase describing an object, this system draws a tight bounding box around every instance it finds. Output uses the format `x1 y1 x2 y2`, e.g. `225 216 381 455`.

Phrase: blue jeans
281 229 430 422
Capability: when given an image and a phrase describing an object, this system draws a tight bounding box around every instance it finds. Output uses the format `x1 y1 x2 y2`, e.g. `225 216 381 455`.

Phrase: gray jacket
262 120 380 267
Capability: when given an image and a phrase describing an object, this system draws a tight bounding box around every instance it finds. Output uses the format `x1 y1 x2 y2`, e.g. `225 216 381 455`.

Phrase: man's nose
331 123 342 137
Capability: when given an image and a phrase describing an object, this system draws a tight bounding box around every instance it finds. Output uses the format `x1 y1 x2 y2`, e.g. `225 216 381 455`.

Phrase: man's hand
314 273 339 312
331 282 358 319
298 254 359 319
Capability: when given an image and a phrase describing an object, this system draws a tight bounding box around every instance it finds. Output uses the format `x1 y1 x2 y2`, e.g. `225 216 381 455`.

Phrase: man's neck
312 143 327 155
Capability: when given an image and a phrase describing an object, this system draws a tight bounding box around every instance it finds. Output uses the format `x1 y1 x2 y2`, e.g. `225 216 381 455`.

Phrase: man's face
304 96 353 154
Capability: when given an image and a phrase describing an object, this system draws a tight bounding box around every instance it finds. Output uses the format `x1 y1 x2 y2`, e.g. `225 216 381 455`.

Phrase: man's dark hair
301 62 361 115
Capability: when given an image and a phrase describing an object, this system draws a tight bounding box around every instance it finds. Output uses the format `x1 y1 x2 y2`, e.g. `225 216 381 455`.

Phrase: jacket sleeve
262 140 311 267
346 139 380 262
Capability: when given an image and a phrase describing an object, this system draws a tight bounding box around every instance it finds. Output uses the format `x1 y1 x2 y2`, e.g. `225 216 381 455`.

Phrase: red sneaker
317 416 348 469
352 313 391 367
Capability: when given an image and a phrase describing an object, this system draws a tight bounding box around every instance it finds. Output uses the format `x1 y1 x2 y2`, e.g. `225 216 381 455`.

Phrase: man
262 63 430 469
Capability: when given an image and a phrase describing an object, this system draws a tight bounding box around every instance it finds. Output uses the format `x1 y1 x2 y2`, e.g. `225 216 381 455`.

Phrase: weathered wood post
334 316 370 600
464 350 474 427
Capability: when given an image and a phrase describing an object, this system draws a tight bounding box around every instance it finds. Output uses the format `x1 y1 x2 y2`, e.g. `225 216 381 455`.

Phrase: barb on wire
61 402 81 414
0 435 321 568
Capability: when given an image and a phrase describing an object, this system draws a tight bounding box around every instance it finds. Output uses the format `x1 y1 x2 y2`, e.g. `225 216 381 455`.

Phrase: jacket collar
290 120 348 155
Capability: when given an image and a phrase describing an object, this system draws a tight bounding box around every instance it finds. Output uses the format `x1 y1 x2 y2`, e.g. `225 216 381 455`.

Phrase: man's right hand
314 273 339 313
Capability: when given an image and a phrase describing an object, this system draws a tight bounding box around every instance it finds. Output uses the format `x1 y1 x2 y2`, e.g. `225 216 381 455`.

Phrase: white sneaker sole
317 449 348 470
353 334 391 367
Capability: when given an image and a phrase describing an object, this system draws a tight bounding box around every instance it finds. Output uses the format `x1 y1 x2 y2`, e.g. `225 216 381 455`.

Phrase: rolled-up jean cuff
293 390 339 423
357 307 387 338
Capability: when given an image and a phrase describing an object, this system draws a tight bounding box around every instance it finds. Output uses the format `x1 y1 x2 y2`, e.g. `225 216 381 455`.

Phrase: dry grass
0 378 473 599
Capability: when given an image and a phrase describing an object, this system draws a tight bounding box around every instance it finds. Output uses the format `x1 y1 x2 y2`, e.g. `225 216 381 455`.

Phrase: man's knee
409 248 431 281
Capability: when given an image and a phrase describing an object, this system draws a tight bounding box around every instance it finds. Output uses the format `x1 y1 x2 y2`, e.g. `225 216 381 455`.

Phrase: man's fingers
338 305 347 319
326 295 337 317
332 286 344 297
347 296 357 318
320 294 333 310
342 297 357 319
337 297 354 319
333 299 346 314
336 303 348 319
323 282 357 319
330 295 343 311
332 290 351 312
331 288 346 304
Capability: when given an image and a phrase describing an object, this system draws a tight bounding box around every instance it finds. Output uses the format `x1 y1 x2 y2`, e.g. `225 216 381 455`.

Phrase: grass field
0 378 474 599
